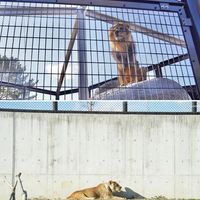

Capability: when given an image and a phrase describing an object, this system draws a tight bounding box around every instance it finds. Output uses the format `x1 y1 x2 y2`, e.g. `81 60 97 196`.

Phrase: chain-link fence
0 101 199 113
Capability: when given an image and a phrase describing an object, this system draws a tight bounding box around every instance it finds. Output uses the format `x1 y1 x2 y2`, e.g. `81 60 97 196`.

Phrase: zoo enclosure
1 111 200 199
0 0 200 100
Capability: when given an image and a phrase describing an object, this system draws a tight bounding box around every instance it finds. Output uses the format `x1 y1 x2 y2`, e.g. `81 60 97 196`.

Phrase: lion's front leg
117 64 125 86
128 66 136 84
124 67 133 84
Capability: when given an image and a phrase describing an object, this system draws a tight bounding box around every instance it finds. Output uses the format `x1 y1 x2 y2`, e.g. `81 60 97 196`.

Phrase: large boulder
93 78 191 100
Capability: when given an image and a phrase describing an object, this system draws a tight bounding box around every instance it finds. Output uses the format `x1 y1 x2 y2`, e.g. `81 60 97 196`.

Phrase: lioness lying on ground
67 180 124 200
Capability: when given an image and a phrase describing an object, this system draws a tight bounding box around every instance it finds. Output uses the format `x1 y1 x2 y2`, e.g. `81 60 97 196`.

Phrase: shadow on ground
114 187 145 199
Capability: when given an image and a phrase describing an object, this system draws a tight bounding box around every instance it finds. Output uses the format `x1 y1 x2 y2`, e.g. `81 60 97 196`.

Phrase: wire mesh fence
0 101 199 113
0 1 200 100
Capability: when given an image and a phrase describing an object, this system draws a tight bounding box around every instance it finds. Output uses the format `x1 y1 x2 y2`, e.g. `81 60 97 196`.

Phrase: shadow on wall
114 187 145 199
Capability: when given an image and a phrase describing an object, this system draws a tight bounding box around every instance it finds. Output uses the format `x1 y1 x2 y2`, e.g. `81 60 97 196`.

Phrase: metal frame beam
178 7 200 99
0 6 77 16
0 81 57 96
77 8 88 100
0 0 184 7
147 53 189 72
183 0 200 65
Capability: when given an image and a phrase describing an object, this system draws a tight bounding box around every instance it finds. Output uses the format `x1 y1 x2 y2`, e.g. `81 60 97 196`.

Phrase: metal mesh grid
0 101 53 110
127 101 194 112
0 1 199 100
198 101 200 112
58 101 123 112
0 101 199 113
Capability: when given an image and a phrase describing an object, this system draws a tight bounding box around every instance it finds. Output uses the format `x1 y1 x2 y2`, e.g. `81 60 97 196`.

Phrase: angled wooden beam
56 18 78 95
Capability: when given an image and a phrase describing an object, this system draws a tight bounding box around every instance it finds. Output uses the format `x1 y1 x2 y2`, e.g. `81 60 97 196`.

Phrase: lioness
109 22 147 86
67 180 123 200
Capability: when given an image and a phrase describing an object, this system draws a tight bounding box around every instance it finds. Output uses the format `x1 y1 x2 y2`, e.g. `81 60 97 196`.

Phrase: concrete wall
0 111 200 199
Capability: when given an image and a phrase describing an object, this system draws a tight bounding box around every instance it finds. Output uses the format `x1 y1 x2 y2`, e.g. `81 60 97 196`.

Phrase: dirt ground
30 198 136 200
29 199 132 200
29 198 199 200
30 199 134 200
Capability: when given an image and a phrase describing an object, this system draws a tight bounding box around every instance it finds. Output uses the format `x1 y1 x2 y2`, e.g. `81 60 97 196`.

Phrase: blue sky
0 1 194 100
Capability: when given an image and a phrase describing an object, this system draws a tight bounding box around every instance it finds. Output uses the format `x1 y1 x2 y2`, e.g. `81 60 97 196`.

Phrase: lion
109 22 147 86
67 180 124 200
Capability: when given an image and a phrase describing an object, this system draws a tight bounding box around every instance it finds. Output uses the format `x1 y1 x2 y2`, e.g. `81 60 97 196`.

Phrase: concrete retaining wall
0 111 200 199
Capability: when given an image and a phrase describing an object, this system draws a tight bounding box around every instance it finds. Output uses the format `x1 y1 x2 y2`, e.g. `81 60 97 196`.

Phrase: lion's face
112 23 131 41
108 180 122 193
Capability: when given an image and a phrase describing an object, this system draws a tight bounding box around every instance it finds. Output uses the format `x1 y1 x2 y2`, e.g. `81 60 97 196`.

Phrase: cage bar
0 0 199 100
77 8 88 100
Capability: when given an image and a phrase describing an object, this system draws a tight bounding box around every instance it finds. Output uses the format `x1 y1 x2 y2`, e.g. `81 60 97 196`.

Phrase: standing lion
109 22 147 86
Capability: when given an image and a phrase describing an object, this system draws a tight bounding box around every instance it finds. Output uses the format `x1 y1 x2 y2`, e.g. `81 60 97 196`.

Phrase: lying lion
67 180 124 200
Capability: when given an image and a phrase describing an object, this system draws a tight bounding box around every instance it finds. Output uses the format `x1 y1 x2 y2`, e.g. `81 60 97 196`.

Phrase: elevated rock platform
93 78 191 100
